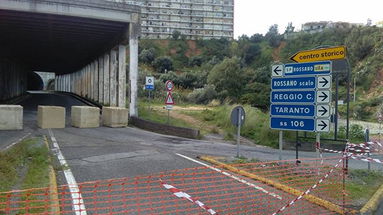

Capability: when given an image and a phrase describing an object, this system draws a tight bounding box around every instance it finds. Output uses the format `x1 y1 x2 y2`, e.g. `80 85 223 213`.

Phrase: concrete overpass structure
0 0 140 116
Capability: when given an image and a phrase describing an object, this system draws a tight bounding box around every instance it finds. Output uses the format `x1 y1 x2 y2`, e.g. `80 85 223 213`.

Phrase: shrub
187 85 217 104
139 48 156 64
189 56 204 67
153 56 174 73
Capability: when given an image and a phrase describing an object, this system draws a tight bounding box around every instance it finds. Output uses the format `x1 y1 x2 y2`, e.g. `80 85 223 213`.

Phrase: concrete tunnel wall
55 44 128 108
55 22 140 115
0 59 28 101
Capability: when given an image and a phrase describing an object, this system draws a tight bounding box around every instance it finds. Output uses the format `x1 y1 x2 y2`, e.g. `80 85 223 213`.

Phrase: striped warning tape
272 156 345 215
319 142 383 165
321 148 370 156
349 155 383 164
160 180 218 215
349 142 383 149
348 147 371 153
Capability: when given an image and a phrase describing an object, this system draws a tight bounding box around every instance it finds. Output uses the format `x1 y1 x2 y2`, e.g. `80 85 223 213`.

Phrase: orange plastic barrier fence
0 157 351 215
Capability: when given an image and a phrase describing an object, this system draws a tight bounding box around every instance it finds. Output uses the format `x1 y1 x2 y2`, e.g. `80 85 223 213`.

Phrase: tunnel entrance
0 0 140 115
27 72 44 91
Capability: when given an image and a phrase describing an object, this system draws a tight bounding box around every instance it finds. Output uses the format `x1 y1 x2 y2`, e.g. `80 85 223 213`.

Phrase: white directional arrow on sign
316 90 330 103
316 119 330 132
317 76 331 89
316 105 330 118
271 65 284 77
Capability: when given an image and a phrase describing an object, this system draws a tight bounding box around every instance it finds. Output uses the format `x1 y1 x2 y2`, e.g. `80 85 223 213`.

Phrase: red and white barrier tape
160 180 218 215
349 155 383 164
319 141 383 164
349 142 382 149
272 156 344 215
321 148 370 156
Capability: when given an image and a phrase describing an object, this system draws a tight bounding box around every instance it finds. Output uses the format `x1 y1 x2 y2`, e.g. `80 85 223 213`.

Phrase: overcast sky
234 0 383 38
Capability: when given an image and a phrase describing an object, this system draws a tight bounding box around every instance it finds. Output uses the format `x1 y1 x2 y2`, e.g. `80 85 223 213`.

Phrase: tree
189 56 203 67
207 57 245 101
243 43 261 65
172 30 181 40
265 24 282 48
250 33 264 43
139 48 156 64
153 56 174 73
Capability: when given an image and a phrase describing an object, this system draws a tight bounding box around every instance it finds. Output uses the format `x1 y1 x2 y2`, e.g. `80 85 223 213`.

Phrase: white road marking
3 133 31 151
176 153 282 200
48 129 87 215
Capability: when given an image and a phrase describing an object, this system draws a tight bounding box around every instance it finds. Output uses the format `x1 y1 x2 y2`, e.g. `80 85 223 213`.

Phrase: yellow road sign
290 46 346 63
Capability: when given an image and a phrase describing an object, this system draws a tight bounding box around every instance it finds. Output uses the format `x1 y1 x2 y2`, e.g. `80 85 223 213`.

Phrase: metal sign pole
148 90 151 111
237 109 241 157
279 131 283 161
296 131 299 164
316 132 321 175
365 128 371 171
167 109 170 125
380 121 382 143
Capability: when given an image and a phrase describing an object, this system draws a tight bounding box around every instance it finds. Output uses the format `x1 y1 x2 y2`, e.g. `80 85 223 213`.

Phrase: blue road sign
284 61 331 76
271 77 316 90
271 104 315 117
145 85 154 90
270 117 315 131
271 91 315 103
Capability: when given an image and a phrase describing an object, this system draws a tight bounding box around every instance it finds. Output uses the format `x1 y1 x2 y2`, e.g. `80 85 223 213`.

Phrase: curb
199 156 358 215
360 183 383 215
44 136 60 214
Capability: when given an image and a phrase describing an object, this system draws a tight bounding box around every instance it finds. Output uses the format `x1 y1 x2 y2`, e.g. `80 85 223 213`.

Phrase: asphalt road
2 91 382 214
0 91 88 150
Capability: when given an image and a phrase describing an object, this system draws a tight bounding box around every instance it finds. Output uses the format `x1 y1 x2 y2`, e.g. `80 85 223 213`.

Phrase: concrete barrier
37 106 65 129
129 116 200 139
0 105 23 130
71 106 100 128
102 107 128 128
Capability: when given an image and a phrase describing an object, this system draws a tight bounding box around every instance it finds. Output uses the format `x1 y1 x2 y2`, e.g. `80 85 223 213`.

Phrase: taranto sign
290 46 346 63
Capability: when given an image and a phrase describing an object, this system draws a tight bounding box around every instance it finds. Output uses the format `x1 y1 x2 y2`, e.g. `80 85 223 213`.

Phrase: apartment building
301 21 364 34
130 0 234 40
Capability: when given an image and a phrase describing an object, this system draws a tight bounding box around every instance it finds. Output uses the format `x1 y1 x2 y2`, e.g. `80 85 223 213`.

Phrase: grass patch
0 137 51 192
138 101 198 129
347 169 383 207
182 104 295 147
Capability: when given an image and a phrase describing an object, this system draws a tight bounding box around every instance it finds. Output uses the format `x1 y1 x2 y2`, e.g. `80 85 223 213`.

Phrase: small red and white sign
165 92 175 105
165 80 174 91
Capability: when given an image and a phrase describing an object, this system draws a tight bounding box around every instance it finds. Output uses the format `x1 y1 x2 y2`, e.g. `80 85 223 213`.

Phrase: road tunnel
0 0 140 115
27 72 44 91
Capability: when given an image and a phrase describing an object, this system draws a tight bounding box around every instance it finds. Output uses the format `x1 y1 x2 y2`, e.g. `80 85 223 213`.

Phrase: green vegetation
181 104 296 147
138 101 199 130
0 137 50 192
137 25 383 119
136 25 383 146
347 169 383 207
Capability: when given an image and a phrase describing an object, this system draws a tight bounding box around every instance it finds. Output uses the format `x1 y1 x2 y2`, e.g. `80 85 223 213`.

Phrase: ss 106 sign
271 117 315 132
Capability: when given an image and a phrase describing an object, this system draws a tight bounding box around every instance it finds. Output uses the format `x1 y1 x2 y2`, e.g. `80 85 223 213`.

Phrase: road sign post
271 60 333 161
165 80 175 125
231 106 245 157
145 76 155 112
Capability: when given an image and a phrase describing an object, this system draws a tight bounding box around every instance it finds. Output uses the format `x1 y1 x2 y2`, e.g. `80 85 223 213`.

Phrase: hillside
137 26 383 122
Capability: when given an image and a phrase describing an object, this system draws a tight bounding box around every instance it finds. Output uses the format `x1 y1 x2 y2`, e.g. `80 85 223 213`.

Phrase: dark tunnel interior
27 72 44 91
